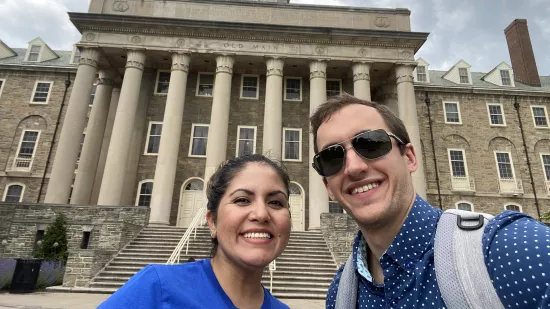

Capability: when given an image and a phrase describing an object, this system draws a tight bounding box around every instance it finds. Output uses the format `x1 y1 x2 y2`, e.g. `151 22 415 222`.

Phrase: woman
98 154 291 309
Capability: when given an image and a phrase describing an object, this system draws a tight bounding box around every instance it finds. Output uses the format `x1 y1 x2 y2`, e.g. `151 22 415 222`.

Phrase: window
3 184 24 202
72 47 81 64
31 81 53 104
284 77 302 101
444 102 461 124
500 70 511 86
531 106 549 128
487 103 506 126
136 180 153 207
416 66 427 82
240 75 259 99
27 45 41 61
495 152 515 179
33 230 45 255
80 231 91 249
196 73 214 97
541 154 550 181
236 126 257 157
89 84 96 105
329 201 344 213
189 124 209 157
14 130 40 171
459 68 469 84
144 122 162 155
456 202 473 212
448 149 467 177
0 79 5 98
155 71 170 94
505 204 522 212
326 79 341 98
283 128 302 162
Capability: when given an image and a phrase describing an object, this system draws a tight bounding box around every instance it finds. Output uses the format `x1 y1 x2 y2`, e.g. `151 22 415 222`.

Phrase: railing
498 178 524 195
451 175 475 192
166 206 207 264
12 157 33 171
268 259 276 293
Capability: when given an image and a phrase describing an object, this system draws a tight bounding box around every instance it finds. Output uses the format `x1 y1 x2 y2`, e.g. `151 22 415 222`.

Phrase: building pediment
482 62 515 87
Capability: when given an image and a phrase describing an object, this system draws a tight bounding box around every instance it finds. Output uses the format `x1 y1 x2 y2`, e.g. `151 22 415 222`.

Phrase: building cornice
414 84 550 97
0 64 77 73
69 13 428 51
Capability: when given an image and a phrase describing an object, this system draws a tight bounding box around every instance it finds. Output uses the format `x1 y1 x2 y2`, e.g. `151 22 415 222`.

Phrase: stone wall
0 203 149 287
320 213 358 266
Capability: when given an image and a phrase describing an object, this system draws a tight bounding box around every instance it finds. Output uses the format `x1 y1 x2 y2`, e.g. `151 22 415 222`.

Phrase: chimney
504 19 541 87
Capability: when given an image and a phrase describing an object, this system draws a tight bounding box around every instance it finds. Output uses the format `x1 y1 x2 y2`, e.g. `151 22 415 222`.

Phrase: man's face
316 104 418 228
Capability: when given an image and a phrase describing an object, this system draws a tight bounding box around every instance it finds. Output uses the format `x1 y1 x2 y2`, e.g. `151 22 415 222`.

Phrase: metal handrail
269 259 276 293
166 206 207 264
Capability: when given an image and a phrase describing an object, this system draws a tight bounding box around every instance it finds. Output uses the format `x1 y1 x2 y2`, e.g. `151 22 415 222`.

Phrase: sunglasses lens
353 130 392 160
315 145 345 177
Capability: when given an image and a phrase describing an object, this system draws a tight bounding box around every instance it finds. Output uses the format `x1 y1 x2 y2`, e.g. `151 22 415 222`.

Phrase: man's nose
344 146 369 178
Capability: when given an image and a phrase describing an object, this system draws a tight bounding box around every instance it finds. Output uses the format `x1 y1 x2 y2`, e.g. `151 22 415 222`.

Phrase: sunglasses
312 129 406 177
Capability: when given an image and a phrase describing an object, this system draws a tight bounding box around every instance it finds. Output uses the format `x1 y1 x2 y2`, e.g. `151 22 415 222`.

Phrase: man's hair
310 93 411 154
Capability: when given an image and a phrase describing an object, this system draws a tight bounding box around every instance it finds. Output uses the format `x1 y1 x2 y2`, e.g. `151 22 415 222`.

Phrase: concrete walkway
0 292 325 309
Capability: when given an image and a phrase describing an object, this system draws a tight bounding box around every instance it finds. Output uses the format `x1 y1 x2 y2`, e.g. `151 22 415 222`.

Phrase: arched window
136 180 153 207
456 201 473 212
185 180 204 191
505 204 522 213
3 184 25 202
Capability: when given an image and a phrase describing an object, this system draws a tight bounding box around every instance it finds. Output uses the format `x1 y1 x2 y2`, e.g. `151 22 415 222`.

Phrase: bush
34 214 69 263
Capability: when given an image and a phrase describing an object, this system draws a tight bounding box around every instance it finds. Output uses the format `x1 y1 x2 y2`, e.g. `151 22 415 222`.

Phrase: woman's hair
206 154 290 257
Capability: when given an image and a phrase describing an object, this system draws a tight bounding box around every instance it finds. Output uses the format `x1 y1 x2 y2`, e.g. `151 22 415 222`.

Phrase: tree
34 214 69 263
542 211 550 223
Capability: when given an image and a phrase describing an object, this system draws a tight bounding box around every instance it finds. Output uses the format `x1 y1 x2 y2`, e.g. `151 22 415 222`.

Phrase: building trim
135 179 154 207
282 127 303 162
442 101 462 125
530 105 550 129
0 78 5 99
235 125 258 157
144 121 162 156
188 123 209 158
504 203 523 213
2 182 26 202
30 81 53 105
154 70 171 95
240 74 260 100
455 200 474 212
486 102 507 127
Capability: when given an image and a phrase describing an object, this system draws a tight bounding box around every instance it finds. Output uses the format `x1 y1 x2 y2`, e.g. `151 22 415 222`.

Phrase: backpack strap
335 254 358 309
434 209 504 309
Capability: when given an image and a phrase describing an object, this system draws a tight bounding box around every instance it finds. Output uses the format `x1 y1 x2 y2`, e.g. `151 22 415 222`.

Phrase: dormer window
416 66 427 82
500 70 511 86
459 68 469 84
73 48 81 64
27 45 41 62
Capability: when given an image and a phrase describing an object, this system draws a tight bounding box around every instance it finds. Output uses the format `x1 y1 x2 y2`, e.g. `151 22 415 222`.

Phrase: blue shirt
98 258 289 309
325 195 550 309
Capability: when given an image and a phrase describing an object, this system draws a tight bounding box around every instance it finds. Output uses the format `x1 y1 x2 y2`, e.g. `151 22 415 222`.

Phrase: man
310 94 550 308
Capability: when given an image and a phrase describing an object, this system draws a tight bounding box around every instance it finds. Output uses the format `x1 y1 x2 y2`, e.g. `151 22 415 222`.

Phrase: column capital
215 55 235 75
97 69 117 86
171 52 191 72
125 50 146 71
309 60 327 80
266 57 284 77
352 62 371 82
395 63 415 85
78 48 100 69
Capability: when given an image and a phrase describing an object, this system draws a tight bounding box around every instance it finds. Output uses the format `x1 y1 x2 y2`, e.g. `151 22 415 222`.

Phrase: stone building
0 0 548 238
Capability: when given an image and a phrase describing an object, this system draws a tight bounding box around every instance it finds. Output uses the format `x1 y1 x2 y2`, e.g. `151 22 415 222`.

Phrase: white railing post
166 205 207 264
269 259 276 293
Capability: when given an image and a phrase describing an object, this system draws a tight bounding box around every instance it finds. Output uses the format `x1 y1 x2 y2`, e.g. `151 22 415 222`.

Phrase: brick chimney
504 19 541 87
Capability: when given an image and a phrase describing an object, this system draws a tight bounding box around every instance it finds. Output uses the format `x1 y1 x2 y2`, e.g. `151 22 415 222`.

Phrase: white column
204 55 235 183
150 53 191 225
45 48 100 203
352 62 372 101
97 50 146 206
395 64 427 198
308 60 329 230
71 70 116 205
262 57 284 160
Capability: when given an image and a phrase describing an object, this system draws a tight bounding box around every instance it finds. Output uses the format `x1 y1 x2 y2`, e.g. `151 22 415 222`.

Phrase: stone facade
320 213 358 266
0 203 149 260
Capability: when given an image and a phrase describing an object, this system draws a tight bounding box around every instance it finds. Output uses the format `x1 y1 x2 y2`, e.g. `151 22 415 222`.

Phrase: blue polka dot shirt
325 195 550 309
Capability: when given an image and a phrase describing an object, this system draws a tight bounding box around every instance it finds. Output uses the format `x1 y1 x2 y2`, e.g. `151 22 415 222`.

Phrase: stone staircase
86 225 337 299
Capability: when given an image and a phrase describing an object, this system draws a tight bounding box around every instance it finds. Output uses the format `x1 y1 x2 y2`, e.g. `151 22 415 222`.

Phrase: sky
0 0 549 75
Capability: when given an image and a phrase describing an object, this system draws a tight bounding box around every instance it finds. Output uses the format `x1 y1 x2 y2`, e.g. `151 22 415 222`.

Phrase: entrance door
177 179 204 227
289 183 304 231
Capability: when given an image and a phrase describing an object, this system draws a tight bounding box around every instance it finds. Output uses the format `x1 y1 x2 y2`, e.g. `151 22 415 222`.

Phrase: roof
421 70 550 92
0 48 75 68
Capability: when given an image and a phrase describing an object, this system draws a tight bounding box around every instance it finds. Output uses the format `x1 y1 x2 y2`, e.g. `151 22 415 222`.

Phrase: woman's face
207 162 291 269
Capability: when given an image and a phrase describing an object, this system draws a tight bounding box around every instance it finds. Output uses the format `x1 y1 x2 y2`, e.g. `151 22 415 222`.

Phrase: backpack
334 209 505 309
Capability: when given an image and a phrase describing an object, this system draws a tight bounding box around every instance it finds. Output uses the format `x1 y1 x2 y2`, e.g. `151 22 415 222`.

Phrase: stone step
115 252 333 261
107 261 337 271
123 245 332 255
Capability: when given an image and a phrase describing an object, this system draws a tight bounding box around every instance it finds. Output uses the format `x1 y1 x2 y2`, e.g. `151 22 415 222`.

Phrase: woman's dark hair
206 154 290 257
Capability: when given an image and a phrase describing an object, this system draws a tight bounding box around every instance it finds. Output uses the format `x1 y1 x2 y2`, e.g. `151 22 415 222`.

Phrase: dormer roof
481 62 515 87
442 59 472 85
0 40 17 60
25 37 59 62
